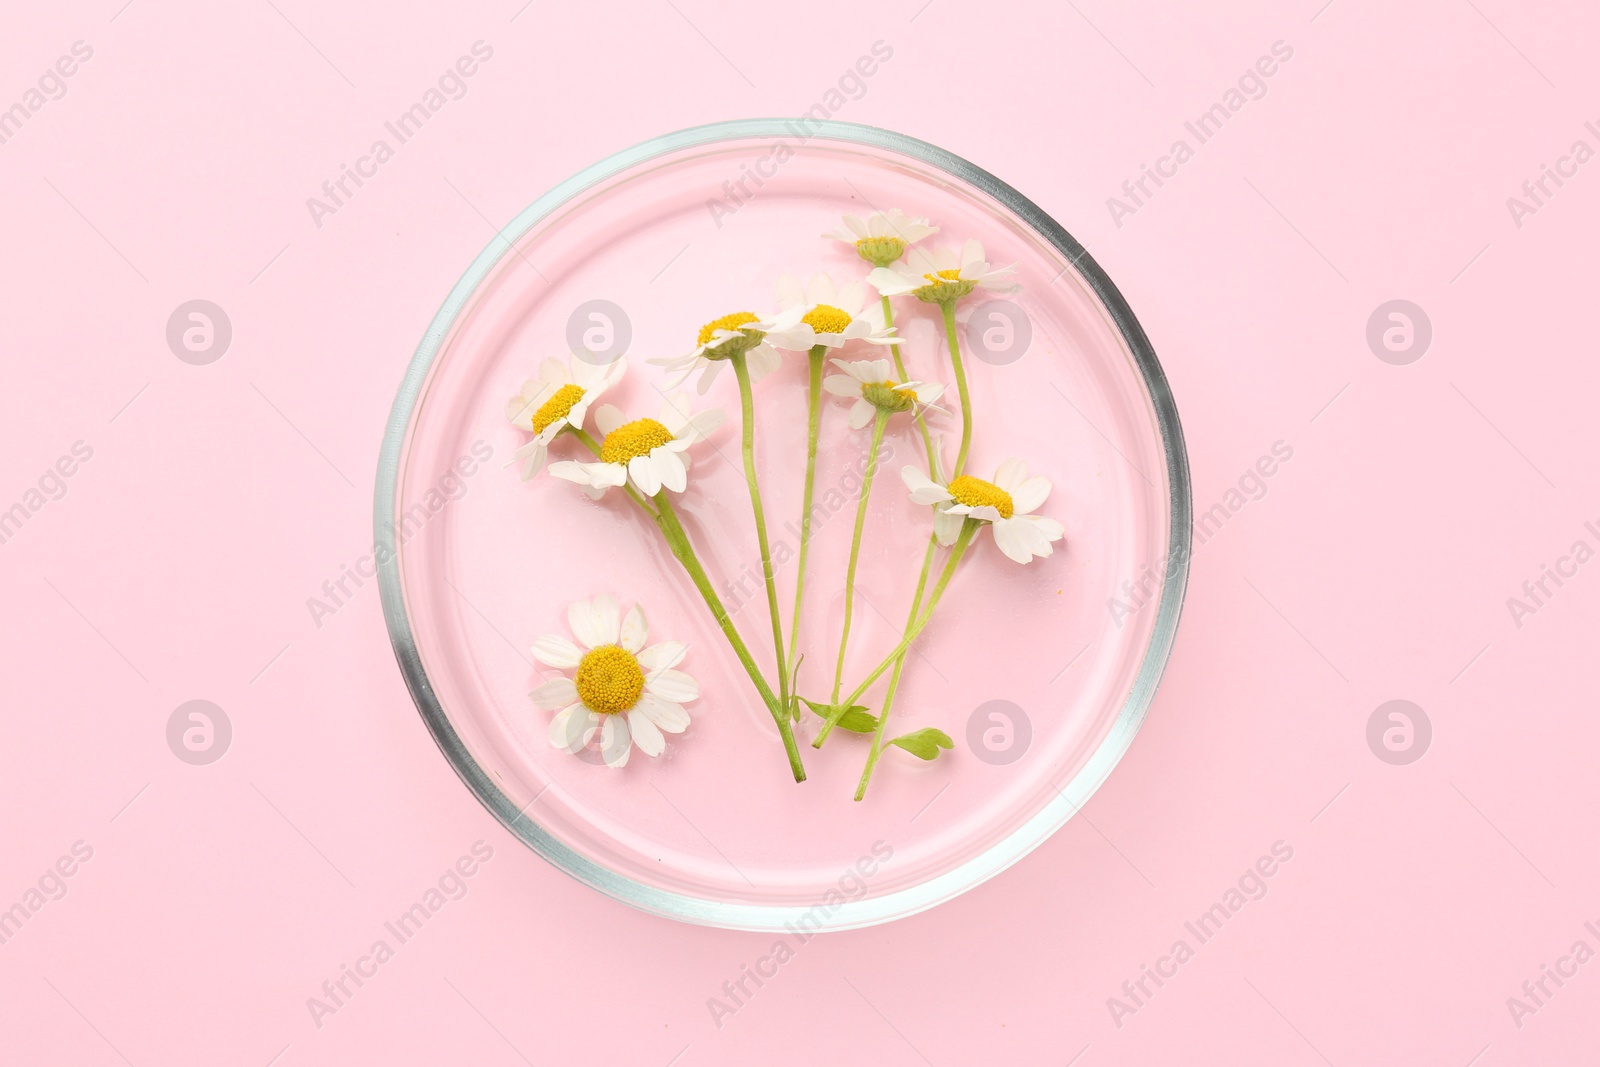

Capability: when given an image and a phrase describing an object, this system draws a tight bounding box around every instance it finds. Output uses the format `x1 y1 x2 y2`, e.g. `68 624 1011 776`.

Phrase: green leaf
787 655 806 722
888 728 954 761
801 697 879 734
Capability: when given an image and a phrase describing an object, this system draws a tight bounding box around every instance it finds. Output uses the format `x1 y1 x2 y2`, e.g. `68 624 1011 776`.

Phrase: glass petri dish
376 119 1190 931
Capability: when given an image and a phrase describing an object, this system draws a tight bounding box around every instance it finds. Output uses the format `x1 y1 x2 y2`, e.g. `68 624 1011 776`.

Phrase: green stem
940 300 973 478
654 495 806 781
785 345 826 719
814 519 978 748
730 352 789 719
831 410 890 704
855 652 909 801
881 296 939 474
570 426 803 780
835 302 975 776
852 533 938 797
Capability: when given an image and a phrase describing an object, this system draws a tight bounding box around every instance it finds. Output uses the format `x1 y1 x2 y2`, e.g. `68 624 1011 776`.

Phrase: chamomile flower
868 240 1019 304
762 272 897 352
548 393 726 499
823 358 947 430
650 311 784 395
528 596 697 769
504 355 627 479
901 458 1064 564
826 209 939 268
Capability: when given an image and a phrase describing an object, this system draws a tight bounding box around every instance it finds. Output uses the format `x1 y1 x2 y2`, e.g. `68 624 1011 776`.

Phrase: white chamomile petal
646 668 699 703
848 399 875 429
837 358 876 383
637 641 686 672
504 384 541 428
1011 475 1052 516
932 507 964 546
685 408 727 441
654 450 688 494
529 677 578 711
990 518 1033 564
619 604 647 652
806 272 838 306
548 705 591 753
546 459 584 484
600 715 631 768
1022 513 1065 542
823 373 859 397
902 466 954 505
574 356 623 393
865 266 916 296
592 595 621 644
568 359 600 389
565 397 594 431
514 439 548 481
837 281 866 316
568 595 613 649
992 516 1056 564
625 709 666 756
548 460 625 491
992 457 1028 491
697 358 726 394
907 245 940 274
594 404 625 437
747 343 782 382
637 693 690 733
628 454 661 496
531 633 584 668
776 274 807 311
762 322 814 352
656 393 693 433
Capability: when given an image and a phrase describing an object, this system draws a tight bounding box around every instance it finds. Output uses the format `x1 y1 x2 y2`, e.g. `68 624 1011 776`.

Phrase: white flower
901 458 1063 564
762 272 897 352
649 311 782 395
528 596 696 769
826 209 938 268
548 392 725 499
867 239 1019 304
823 358 947 430
504 355 627 479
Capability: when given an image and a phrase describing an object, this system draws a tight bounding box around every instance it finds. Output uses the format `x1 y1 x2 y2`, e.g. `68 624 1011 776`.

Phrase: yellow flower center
600 418 674 464
861 380 914 413
855 235 906 267
802 304 852 335
574 644 644 714
531 383 586 434
912 268 976 305
697 311 760 347
947 475 1014 518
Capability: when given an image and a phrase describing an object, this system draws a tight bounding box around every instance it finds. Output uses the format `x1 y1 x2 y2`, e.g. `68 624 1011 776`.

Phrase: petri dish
376 119 1190 931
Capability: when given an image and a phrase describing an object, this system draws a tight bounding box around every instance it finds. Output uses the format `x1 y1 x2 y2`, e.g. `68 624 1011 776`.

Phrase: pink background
3 0 1596 1063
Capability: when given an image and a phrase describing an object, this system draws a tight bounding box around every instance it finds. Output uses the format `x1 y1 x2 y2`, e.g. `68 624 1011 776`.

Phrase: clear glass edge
373 117 1193 932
